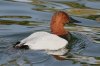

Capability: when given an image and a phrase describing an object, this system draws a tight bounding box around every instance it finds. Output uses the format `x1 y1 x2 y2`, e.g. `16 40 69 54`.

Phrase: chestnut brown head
51 11 70 25
50 11 70 36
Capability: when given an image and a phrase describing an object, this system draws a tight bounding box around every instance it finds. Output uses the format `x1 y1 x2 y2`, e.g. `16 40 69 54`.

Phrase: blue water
0 0 100 66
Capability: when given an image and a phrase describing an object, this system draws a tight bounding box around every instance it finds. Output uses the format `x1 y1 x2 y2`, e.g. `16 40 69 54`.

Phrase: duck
13 11 71 60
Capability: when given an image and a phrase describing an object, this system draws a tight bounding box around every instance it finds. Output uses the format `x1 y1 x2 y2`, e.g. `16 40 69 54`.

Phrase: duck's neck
51 23 69 36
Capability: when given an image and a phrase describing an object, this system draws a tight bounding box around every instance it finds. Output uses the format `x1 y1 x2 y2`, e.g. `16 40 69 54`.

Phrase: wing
20 31 50 44
25 34 68 50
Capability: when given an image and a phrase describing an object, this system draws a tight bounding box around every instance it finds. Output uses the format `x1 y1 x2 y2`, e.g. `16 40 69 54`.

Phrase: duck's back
24 32 68 50
21 31 51 43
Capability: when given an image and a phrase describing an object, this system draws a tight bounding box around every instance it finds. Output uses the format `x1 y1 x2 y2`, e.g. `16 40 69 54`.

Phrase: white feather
20 31 50 44
19 31 68 55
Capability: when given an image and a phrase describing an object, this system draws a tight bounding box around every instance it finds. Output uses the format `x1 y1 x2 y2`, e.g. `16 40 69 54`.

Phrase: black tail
13 41 20 48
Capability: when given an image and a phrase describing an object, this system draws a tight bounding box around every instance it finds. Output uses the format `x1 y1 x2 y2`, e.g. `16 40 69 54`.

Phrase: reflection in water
68 32 100 64
0 0 100 66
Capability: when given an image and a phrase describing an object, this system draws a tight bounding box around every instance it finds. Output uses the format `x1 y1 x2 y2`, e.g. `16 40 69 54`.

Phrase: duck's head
51 11 70 25
50 11 70 36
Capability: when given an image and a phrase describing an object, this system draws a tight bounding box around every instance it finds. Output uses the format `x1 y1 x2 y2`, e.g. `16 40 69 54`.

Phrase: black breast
59 32 77 50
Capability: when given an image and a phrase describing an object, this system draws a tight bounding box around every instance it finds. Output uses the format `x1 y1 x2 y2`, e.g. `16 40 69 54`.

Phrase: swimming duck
14 11 71 60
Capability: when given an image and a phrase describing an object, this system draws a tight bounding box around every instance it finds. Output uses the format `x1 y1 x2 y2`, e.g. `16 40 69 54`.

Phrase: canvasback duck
14 11 71 60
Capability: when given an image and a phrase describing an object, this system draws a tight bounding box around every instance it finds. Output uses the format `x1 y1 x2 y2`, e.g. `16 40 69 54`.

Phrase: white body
19 31 68 55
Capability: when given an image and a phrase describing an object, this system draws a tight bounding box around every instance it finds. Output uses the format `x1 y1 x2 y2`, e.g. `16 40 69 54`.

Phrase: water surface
0 0 100 66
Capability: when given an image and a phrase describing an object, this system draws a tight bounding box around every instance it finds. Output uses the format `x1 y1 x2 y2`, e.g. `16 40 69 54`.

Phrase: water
0 0 100 66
